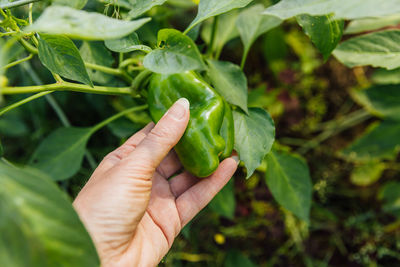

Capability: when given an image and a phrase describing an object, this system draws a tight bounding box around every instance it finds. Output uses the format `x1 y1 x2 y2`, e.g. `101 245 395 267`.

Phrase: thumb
123 98 190 174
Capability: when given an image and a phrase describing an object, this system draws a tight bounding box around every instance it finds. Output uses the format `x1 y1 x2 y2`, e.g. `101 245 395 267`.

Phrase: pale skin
73 98 239 267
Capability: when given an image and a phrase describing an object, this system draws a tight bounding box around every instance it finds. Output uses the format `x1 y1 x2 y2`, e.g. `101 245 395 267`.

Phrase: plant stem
0 0 40 9
18 38 38 54
297 109 372 154
207 16 219 57
240 48 250 70
84 62 133 83
0 91 53 116
131 70 152 92
120 58 141 68
91 104 148 134
1 54 33 70
2 82 134 96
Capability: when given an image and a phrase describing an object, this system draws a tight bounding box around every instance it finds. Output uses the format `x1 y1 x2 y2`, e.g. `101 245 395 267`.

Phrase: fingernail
232 155 240 165
168 98 189 120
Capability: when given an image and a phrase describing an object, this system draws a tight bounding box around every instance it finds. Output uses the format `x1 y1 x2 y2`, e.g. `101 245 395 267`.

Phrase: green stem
29 3 33 24
91 104 148 134
297 109 372 154
1 54 33 70
131 70 152 91
85 62 133 83
0 0 40 9
2 82 134 96
207 16 219 57
120 58 141 69
0 91 53 116
18 38 38 54
240 48 250 70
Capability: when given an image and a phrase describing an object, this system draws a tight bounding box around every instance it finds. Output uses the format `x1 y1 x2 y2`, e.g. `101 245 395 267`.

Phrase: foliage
0 0 399 266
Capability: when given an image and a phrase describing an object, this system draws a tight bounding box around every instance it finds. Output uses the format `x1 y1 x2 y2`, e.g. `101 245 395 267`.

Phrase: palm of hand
74 123 237 267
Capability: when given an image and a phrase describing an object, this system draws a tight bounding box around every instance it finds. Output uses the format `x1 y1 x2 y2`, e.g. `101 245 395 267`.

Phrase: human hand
73 98 238 267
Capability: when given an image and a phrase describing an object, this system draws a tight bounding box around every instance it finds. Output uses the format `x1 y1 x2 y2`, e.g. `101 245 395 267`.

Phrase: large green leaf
28 6 151 40
236 4 282 58
263 0 400 20
265 150 312 222
296 14 344 60
143 29 205 74
30 127 92 181
207 60 248 113
201 10 240 56
340 120 400 162
345 14 400 34
209 179 236 219
233 108 275 178
352 85 400 121
333 30 400 70
185 0 253 33
52 0 88 9
38 34 93 86
104 33 152 53
0 163 99 266
80 41 114 84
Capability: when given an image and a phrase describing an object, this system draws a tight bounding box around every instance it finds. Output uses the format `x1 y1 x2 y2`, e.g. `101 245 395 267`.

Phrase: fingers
122 98 190 177
156 150 182 178
95 123 155 175
176 158 238 227
169 171 198 197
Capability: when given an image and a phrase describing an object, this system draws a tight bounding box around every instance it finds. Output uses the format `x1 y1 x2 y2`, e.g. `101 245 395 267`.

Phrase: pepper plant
1 0 400 265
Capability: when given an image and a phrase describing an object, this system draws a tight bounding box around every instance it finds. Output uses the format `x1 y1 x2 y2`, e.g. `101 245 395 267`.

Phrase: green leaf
296 14 344 60
207 60 248 113
128 0 167 19
0 163 99 266
372 68 400 85
104 33 152 53
236 4 282 57
352 85 400 121
30 127 92 181
38 34 92 86
101 0 167 19
143 29 205 74
185 0 253 33
333 30 400 70
52 0 88 9
201 10 240 56
209 179 236 219
28 6 151 40
340 120 400 162
265 150 312 222
263 0 400 20
80 41 114 84
224 250 257 267
350 161 386 187
233 108 275 178
345 14 400 34
378 181 400 218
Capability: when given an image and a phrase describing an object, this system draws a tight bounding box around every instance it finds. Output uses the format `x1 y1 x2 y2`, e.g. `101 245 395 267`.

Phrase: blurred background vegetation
1 0 399 266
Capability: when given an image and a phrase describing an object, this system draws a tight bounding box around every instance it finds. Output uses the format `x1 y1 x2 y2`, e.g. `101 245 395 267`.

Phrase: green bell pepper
147 71 234 177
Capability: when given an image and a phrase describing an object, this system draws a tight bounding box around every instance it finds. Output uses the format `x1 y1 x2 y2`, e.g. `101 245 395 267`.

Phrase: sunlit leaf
143 29 205 74
28 6 151 40
333 30 400 70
